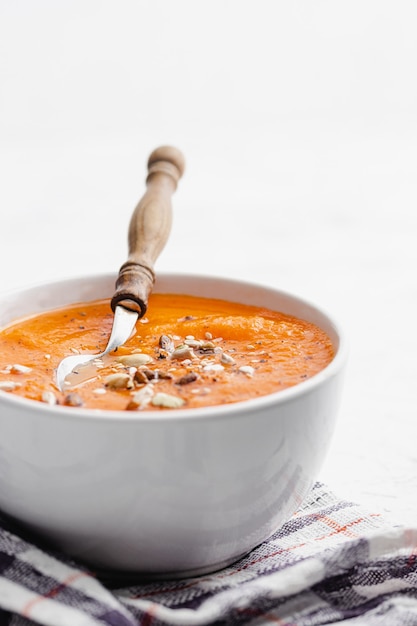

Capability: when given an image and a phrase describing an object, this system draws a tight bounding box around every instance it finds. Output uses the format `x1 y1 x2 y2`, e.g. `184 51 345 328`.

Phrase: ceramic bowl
0 273 347 578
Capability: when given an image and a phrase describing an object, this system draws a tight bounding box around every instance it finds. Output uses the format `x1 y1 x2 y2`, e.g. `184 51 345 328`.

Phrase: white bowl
0 273 347 578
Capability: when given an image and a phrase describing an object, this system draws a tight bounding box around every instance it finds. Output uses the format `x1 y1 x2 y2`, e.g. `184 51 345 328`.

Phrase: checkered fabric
1 483 417 626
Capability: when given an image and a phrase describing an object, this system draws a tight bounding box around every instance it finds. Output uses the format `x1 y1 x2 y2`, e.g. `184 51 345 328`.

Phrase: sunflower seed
159 335 175 353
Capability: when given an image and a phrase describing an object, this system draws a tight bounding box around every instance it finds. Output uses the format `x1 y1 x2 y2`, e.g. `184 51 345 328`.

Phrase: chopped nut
41 391 57 405
116 354 152 367
171 345 195 361
64 393 84 407
139 369 173 382
104 373 134 389
92 388 107 395
134 369 150 384
127 385 155 410
0 381 21 391
11 364 32 374
151 392 185 409
157 370 174 380
176 372 198 385
205 332 213 340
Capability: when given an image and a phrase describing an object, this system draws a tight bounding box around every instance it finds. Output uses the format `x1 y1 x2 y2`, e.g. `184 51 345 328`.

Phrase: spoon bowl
56 305 138 389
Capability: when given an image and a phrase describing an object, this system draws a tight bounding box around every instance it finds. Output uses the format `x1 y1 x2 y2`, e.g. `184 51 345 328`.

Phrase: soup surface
0 294 334 411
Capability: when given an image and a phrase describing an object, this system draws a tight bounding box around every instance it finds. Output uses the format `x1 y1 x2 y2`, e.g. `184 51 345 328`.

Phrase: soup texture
0 294 334 411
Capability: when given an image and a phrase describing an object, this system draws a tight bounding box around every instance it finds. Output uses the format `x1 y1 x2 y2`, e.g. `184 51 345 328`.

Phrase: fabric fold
1 484 417 626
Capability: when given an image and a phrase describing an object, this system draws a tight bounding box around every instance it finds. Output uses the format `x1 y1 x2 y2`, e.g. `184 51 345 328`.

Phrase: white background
1 1 416 523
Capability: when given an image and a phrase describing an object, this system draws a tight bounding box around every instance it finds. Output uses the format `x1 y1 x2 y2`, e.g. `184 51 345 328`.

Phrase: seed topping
0 381 21 391
171 345 195 361
41 391 57 405
116 354 152 367
151 392 185 409
64 392 84 407
11 364 32 374
239 365 255 377
176 372 198 385
104 373 134 389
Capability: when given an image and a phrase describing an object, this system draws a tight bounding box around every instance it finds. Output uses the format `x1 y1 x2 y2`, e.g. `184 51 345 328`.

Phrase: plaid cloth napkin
1 483 417 626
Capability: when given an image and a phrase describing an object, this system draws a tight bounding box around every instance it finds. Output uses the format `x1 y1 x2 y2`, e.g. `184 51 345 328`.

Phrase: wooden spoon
56 145 185 391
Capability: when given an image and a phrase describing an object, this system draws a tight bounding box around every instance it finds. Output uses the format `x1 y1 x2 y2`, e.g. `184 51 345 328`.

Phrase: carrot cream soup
0 294 334 411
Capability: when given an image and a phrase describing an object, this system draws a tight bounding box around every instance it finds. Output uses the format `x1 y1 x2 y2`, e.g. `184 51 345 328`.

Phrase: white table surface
1 1 416 526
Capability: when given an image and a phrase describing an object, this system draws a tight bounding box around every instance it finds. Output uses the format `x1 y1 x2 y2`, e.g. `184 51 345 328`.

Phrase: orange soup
0 294 334 411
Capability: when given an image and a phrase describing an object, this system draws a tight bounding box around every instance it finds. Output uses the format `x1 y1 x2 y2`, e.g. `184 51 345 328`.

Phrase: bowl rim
0 271 348 424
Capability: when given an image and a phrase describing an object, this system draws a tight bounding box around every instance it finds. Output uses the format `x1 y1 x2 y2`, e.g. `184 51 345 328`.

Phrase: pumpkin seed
116 354 152 367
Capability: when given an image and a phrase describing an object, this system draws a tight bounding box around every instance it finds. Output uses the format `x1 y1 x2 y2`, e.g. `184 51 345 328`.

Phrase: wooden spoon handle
111 146 185 316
